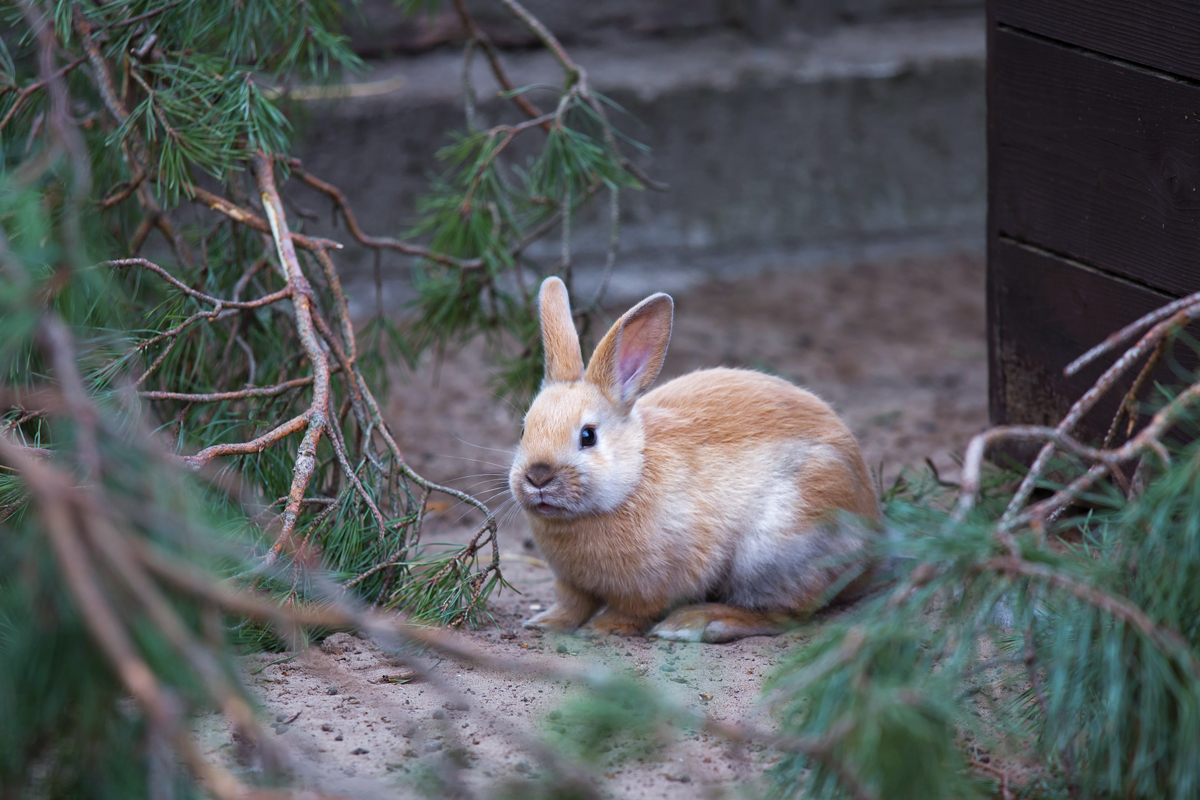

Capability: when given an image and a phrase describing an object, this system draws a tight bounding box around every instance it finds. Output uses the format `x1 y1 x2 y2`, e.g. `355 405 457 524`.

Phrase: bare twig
139 377 314 403
1103 330 1173 448
103 258 293 309
461 38 478 131
451 0 548 126
253 153 332 566
496 0 578 79
288 161 485 269
1065 291 1200 376
181 412 310 468
186 184 343 253
0 55 87 134
1001 308 1198 524
99 169 147 210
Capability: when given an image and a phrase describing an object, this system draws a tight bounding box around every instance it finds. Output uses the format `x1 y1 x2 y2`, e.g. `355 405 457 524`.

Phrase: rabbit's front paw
579 610 650 638
522 606 584 631
649 604 786 644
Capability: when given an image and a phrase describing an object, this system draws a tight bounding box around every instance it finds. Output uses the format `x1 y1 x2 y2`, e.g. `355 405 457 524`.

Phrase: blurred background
290 0 985 310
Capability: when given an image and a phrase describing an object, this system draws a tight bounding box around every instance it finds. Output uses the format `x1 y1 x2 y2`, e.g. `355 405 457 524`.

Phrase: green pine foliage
763 421 1200 800
408 95 645 404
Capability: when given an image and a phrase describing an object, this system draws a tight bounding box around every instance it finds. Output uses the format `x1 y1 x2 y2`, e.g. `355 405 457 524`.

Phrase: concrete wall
343 0 983 53
292 5 985 305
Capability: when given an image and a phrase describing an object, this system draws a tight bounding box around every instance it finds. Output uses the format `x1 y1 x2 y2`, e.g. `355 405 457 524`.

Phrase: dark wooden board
989 239 1200 442
995 0 1200 82
991 29 1200 299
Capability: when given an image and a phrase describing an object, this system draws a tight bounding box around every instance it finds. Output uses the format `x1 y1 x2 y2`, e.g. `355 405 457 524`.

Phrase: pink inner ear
616 339 653 389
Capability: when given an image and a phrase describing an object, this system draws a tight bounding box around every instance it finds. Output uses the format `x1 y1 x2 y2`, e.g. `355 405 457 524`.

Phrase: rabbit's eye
579 425 597 449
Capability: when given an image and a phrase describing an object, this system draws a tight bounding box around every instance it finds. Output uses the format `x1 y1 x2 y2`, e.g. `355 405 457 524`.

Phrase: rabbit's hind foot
649 604 788 644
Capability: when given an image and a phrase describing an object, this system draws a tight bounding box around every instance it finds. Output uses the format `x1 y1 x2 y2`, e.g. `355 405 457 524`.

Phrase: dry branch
252 153 330 566
182 412 310 468
185 184 343 252
103 258 293 309
140 377 314 403
451 0 548 126
0 55 86 134
1002 307 1200 524
955 298 1200 531
288 161 484 269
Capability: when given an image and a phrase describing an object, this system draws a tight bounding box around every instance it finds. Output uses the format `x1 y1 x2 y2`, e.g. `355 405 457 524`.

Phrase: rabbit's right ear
586 292 673 412
539 277 584 383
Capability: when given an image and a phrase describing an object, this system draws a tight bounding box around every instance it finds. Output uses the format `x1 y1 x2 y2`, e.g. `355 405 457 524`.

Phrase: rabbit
507 276 881 643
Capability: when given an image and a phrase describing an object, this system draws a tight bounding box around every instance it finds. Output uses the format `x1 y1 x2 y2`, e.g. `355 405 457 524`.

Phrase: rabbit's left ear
586 292 673 412
539 277 584 383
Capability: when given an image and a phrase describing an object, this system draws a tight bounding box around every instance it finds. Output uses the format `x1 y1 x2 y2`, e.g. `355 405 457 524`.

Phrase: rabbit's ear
539 277 584 383
586 292 673 412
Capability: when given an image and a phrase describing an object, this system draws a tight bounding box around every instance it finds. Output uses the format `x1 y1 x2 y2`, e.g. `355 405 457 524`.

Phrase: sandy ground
196 249 989 798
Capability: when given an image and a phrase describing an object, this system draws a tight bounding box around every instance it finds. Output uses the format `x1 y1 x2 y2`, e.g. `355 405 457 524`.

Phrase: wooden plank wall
988 0 1200 441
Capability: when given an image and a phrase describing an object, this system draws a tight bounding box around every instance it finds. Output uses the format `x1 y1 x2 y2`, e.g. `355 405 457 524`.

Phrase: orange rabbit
508 277 880 643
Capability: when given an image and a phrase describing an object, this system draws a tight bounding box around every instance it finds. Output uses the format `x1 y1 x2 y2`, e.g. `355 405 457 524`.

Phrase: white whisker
432 453 513 470
451 434 519 457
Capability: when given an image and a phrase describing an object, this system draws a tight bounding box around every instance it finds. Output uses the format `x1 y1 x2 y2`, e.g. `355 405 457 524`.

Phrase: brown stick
0 55 87 134
99 169 147 210
140 377 314 403
496 0 578 79
75 10 192 262
287 161 485 270
309 247 357 364
451 0 548 126
103 258 293 309
253 152 331 566
186 184 343 253
1103 333 1172 448
1066 292 1200 376
182 412 309 467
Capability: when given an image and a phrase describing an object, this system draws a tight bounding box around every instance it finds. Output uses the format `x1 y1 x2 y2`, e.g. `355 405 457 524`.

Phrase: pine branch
252 151 331 566
0 55 86 134
450 0 548 127
288 159 486 269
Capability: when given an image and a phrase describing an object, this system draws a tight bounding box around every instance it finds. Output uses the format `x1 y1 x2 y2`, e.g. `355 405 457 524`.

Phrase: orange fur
511 279 879 643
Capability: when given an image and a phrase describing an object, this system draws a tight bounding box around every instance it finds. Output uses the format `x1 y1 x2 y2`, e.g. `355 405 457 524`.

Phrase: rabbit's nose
525 463 555 488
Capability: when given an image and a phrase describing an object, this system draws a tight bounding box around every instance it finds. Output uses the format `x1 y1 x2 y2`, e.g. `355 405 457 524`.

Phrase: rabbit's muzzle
513 462 583 518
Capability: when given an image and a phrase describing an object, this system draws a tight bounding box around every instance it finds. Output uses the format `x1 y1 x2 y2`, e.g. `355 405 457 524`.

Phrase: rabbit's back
640 367 878 519
634 368 879 611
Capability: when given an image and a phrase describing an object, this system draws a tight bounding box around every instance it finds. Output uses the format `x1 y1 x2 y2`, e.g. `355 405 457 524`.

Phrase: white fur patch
719 442 841 609
648 622 704 642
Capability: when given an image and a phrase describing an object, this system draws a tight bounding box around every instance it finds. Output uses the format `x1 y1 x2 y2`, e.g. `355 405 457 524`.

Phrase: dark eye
579 425 597 449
